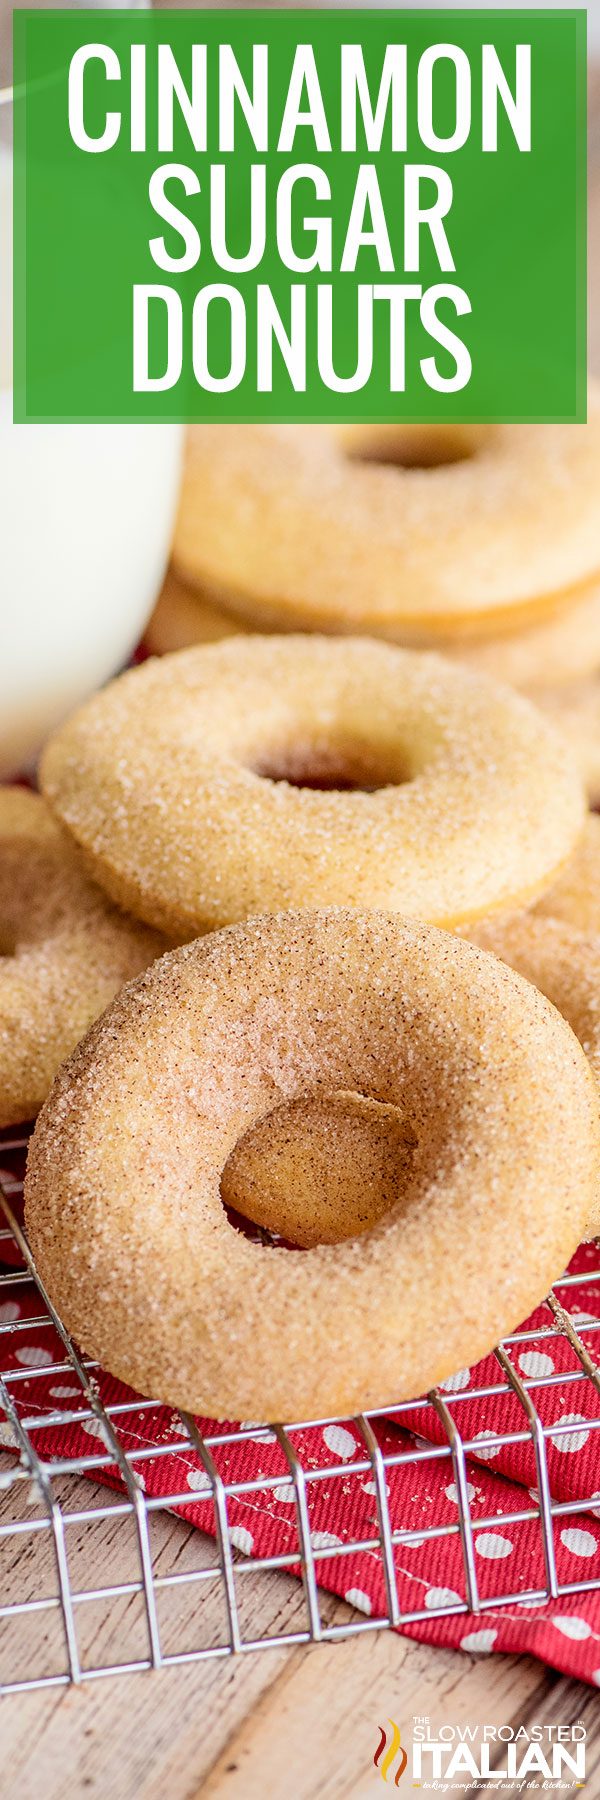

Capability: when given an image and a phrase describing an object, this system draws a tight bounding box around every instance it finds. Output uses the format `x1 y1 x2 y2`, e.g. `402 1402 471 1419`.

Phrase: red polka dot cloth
3 1133 600 1688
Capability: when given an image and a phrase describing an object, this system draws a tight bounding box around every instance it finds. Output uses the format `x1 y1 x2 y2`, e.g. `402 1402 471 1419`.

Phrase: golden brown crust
173 409 600 636
0 788 167 1126
40 636 585 939
24 910 598 1420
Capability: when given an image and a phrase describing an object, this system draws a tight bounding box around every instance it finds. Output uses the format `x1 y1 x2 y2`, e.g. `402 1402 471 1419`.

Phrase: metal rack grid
2 1131 600 1696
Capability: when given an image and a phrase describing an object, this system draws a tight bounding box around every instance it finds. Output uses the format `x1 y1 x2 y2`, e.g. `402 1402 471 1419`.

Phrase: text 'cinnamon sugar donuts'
0 787 166 1127
173 409 600 640
24 911 599 1422
40 636 585 940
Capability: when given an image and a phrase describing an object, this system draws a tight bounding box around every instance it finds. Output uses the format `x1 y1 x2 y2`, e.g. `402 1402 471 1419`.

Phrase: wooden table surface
2 43 599 1800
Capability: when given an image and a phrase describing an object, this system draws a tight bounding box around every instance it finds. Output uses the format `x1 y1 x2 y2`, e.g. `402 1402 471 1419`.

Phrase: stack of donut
147 407 600 802
5 622 598 1422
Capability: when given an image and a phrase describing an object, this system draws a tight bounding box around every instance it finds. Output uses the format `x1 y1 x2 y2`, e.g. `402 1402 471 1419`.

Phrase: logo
373 1721 408 1786
371 1718 586 1790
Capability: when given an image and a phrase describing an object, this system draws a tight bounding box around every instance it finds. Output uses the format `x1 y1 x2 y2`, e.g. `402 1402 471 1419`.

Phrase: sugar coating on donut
24 909 598 1421
0 787 167 1126
40 636 585 940
469 909 600 1236
526 687 600 810
534 813 600 934
173 405 600 633
150 566 600 692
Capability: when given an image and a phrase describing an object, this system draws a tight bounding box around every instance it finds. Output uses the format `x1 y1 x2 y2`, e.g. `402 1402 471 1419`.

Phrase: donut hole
339 423 484 470
0 922 18 958
220 1090 417 1249
251 738 410 792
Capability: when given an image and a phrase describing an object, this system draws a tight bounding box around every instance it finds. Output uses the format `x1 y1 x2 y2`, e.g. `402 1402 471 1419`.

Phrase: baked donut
525 681 600 807
534 812 600 934
468 912 600 1235
450 582 600 690
150 566 600 693
24 910 598 1420
40 637 585 940
0 787 166 1126
173 410 600 640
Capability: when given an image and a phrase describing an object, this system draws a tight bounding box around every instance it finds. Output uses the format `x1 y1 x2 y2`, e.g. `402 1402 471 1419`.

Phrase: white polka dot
552 1615 592 1640
571 1312 598 1330
344 1587 372 1614
439 1368 470 1392
0 1420 15 1447
50 1385 81 1400
311 1531 342 1551
186 1468 211 1493
15 1346 52 1368
361 1478 390 1498
471 1430 500 1460
170 1417 189 1437
80 1417 108 1443
230 1526 253 1556
425 1586 463 1609
0 1302 20 1324
592 1670 600 1686
322 1425 357 1461
550 1414 591 1453
517 1350 555 1379
445 1481 476 1506
270 1481 296 1505
560 1527 598 1559
475 1532 513 1560
460 1628 497 1655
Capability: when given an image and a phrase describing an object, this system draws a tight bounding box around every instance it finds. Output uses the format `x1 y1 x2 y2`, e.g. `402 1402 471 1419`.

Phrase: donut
40 637 585 940
468 912 600 1236
0 787 166 1127
24 910 598 1420
449 581 600 691
150 565 600 693
222 1090 415 1248
173 408 600 640
534 812 600 934
145 568 251 657
525 680 600 807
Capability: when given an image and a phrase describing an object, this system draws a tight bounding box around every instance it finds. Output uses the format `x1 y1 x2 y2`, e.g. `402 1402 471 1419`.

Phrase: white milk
0 144 183 773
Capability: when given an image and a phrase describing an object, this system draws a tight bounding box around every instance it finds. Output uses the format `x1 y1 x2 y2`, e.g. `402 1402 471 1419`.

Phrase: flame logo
374 1720 408 1785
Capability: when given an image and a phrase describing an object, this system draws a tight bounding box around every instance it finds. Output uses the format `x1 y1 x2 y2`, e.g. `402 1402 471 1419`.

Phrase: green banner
13 7 587 422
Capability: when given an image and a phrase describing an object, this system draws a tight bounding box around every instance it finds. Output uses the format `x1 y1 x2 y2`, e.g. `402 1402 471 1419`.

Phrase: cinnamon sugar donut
450 581 600 690
0 787 166 1126
535 813 600 934
149 567 600 692
24 911 598 1420
40 637 585 940
526 681 600 807
173 409 600 640
468 912 600 1236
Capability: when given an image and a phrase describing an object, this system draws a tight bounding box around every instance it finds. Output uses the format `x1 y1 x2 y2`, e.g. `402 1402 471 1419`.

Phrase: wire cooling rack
2 1131 600 1696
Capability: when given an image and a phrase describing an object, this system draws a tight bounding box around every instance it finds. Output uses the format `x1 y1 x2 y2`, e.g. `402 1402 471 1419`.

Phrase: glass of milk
0 0 183 775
